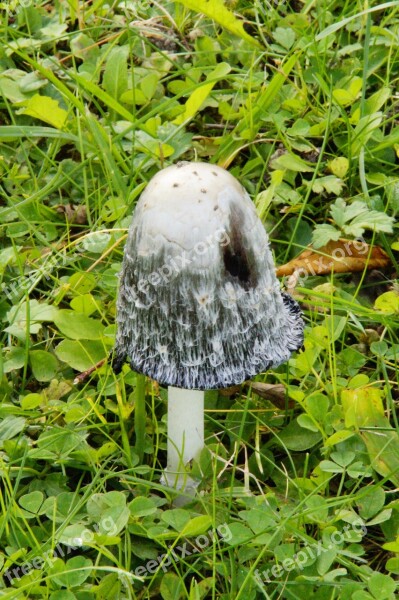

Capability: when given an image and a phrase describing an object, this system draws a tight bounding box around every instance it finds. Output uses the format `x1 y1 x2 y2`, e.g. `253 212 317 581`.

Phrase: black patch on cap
223 205 257 290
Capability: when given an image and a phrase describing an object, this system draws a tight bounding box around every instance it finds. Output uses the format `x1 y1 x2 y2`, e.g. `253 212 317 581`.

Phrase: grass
0 0 399 598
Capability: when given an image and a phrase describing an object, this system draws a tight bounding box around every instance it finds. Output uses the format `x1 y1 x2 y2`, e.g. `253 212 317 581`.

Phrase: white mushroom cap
114 161 303 389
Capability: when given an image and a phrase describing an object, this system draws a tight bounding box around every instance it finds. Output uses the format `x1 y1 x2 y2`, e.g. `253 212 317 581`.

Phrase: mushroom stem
164 386 204 493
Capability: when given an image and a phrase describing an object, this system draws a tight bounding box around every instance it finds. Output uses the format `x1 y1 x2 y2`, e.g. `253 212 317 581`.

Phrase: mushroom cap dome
114 161 303 389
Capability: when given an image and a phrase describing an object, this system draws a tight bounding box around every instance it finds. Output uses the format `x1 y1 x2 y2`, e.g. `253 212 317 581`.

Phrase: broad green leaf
175 0 261 48
101 198 126 222
324 315 346 342
20 72 47 93
370 81 393 119
136 131 175 158
68 272 97 295
239 508 275 533
224 523 253 544
333 88 357 105
386 343 399 359
347 461 372 479
345 209 394 237
342 387 385 429
368 572 397 599
54 310 105 340
328 157 349 178
69 71 134 122
19 491 44 515
49 591 77 600
351 112 382 156
386 556 399 574
87 491 129 535
333 77 362 106
0 416 25 445
160 572 185 600
330 450 355 468
383 538 399 553
363 509 391 526
120 87 147 105
80 231 111 253
287 118 310 136
70 32 100 62
174 62 231 125
0 246 20 269
17 94 68 129
59 523 94 546
319 460 344 473
180 515 213 537
370 340 388 356
190 578 214 600
375 291 399 314
6 300 58 340
40 22 68 40
279 418 322 451
21 393 43 409
55 339 107 371
361 429 399 487
357 486 385 520
312 224 341 249
29 350 58 381
141 72 160 100
325 430 355 447
70 294 98 316
161 508 190 531
328 198 394 238
305 495 329 523
272 27 296 50
129 497 158 518
305 392 329 422
51 556 93 588
342 387 399 486
317 547 337 576
330 197 358 226
3 347 26 373
103 46 128 101
0 74 28 103
272 152 314 172
351 592 374 600
312 176 344 195
31 427 89 462
298 414 319 432
352 87 391 123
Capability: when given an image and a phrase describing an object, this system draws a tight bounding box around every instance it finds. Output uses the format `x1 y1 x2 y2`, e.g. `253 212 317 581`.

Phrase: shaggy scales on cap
113 161 303 390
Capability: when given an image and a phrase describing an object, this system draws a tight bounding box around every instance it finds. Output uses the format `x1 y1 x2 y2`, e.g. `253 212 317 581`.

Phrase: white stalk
163 386 204 497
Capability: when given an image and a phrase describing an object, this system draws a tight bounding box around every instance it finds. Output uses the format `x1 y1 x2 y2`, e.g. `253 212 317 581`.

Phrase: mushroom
113 161 304 497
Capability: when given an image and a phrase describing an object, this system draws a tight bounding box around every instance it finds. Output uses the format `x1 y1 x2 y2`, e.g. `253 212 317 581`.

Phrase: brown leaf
219 382 294 409
276 239 390 278
245 382 295 409
57 204 87 225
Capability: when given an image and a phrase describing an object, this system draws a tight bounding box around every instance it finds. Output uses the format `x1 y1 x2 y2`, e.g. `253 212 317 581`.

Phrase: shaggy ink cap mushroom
114 161 304 390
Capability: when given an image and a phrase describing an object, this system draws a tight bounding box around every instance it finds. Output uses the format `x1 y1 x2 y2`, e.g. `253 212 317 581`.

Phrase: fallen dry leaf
219 382 295 410
57 204 87 225
276 239 390 278
245 382 295 409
